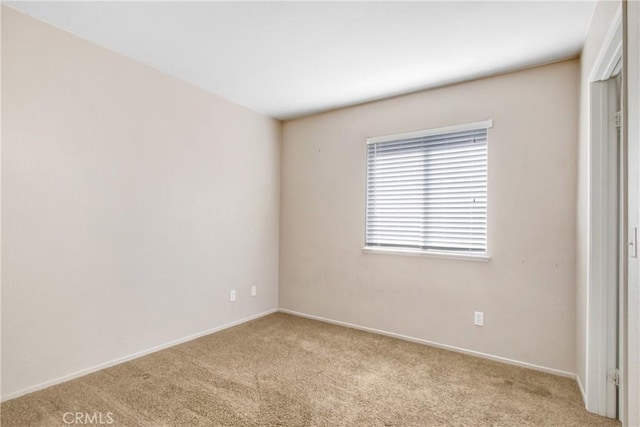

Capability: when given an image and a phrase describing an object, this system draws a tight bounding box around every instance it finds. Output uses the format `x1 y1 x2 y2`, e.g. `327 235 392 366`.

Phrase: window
365 120 491 257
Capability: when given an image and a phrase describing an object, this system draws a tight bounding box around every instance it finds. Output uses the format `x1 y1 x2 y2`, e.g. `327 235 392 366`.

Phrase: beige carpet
1 313 619 426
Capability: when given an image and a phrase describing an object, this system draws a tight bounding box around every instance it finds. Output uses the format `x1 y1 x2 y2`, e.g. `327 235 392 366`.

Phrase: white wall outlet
230 290 236 302
474 311 484 326
251 285 257 297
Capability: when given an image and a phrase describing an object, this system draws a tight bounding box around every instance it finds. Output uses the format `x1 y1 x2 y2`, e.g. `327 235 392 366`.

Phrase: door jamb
586 5 622 418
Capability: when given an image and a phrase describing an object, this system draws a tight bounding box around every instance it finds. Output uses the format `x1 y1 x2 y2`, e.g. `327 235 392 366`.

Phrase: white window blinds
366 120 491 254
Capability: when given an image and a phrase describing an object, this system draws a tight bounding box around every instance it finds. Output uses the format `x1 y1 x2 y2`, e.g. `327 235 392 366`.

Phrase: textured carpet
1 312 619 426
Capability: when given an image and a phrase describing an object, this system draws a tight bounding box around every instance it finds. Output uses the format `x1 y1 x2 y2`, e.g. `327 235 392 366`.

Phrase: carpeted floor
1 313 619 426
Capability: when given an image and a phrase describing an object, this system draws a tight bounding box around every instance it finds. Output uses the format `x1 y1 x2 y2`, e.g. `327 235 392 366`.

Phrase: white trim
367 119 493 144
278 308 575 378
577 374 587 406
586 4 623 418
622 2 640 425
362 246 490 262
0 308 278 402
589 6 623 82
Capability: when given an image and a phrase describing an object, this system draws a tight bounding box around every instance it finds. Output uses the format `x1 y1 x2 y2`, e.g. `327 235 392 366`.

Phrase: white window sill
362 247 491 262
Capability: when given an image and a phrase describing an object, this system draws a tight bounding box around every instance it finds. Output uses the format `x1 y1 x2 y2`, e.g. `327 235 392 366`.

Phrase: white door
588 70 621 419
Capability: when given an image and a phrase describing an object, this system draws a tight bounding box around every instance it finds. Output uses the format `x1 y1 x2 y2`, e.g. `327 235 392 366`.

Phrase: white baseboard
1 308 278 402
278 308 576 379
3 307 578 403
576 374 587 407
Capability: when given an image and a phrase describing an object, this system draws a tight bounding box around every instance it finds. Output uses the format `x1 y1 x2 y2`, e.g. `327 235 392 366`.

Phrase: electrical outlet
474 311 484 326
230 290 236 302
251 285 257 297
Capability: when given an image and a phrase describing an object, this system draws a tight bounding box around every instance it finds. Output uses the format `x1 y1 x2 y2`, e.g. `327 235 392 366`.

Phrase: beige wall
1 7 280 398
575 0 620 398
280 59 579 373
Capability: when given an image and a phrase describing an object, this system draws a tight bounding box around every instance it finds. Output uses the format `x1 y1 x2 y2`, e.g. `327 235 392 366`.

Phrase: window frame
363 119 492 261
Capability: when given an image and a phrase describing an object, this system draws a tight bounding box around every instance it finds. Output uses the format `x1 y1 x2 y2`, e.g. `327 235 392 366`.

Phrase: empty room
1 1 639 426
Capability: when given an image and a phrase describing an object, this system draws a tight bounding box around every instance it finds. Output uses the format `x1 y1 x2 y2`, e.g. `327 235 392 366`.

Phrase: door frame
586 5 622 419
621 1 640 425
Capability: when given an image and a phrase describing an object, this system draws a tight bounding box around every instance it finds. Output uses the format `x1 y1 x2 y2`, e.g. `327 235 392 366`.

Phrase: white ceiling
7 1 595 119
